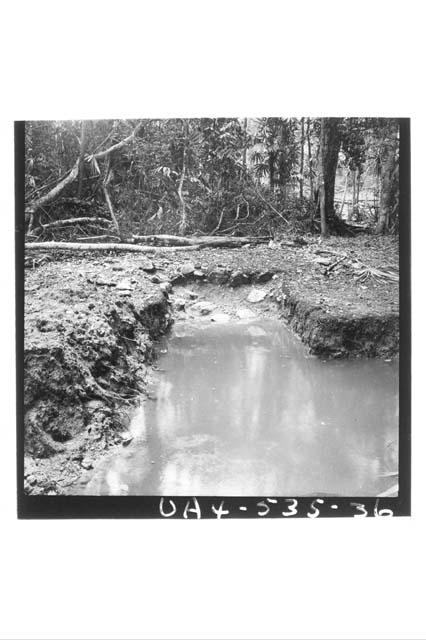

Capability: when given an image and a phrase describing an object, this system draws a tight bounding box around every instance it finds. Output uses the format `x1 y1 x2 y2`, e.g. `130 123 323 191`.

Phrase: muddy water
83 320 399 496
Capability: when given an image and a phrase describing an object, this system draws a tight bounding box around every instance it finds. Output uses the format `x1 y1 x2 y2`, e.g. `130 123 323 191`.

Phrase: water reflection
82 320 399 496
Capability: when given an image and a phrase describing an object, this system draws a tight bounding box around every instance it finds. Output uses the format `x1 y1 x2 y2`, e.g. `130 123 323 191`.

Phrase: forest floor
23 234 399 494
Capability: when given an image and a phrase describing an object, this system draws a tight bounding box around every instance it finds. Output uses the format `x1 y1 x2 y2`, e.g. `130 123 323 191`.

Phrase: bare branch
26 160 80 215
251 183 289 224
209 208 225 235
76 235 121 242
102 183 121 234
40 217 111 230
87 122 143 161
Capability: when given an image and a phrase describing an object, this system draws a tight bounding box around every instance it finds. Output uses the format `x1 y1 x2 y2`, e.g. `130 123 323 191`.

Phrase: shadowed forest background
24 117 399 244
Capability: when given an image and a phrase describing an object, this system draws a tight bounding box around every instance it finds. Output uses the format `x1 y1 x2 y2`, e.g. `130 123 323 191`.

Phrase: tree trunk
178 121 188 234
319 117 342 234
92 155 121 236
300 117 305 199
268 152 275 191
375 156 381 221
319 183 327 236
177 148 187 234
306 118 314 201
318 120 327 236
351 168 357 220
339 168 350 218
375 139 397 233
77 120 88 198
356 168 361 207
242 117 248 176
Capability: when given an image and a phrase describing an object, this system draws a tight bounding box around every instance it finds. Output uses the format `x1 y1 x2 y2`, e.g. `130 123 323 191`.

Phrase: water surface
82 319 398 496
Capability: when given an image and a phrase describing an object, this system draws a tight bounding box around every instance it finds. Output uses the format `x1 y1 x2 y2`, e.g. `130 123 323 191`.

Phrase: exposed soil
23 235 399 494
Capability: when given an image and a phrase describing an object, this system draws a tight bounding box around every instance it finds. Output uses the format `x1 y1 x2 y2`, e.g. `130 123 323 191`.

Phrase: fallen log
132 234 270 247
41 217 111 230
25 242 202 253
75 235 121 242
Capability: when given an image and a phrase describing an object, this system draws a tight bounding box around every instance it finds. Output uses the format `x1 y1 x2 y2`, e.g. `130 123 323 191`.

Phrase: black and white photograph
4 1 426 639
19 116 407 511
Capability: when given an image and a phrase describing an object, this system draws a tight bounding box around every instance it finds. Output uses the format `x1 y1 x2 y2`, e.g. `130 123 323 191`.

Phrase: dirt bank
23 235 399 493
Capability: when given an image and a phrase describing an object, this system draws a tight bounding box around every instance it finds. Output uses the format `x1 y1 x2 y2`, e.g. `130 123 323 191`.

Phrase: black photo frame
15 119 411 519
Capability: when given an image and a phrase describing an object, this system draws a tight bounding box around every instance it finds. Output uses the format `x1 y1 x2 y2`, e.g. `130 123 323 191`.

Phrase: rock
247 325 267 337
229 271 249 287
180 262 195 276
294 236 308 246
36 318 57 332
159 282 172 295
208 268 230 285
188 291 199 300
236 308 256 320
256 271 274 284
140 260 156 273
96 278 115 286
120 431 133 446
26 475 37 486
151 273 168 284
170 272 186 284
192 301 215 315
112 266 125 271
81 459 93 470
174 298 186 311
210 313 230 323
193 270 206 279
247 289 268 303
85 399 105 413
88 302 95 310
116 279 133 291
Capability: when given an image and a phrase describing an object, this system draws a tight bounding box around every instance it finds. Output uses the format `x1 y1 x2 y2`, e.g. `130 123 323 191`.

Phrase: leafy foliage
25 117 400 239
